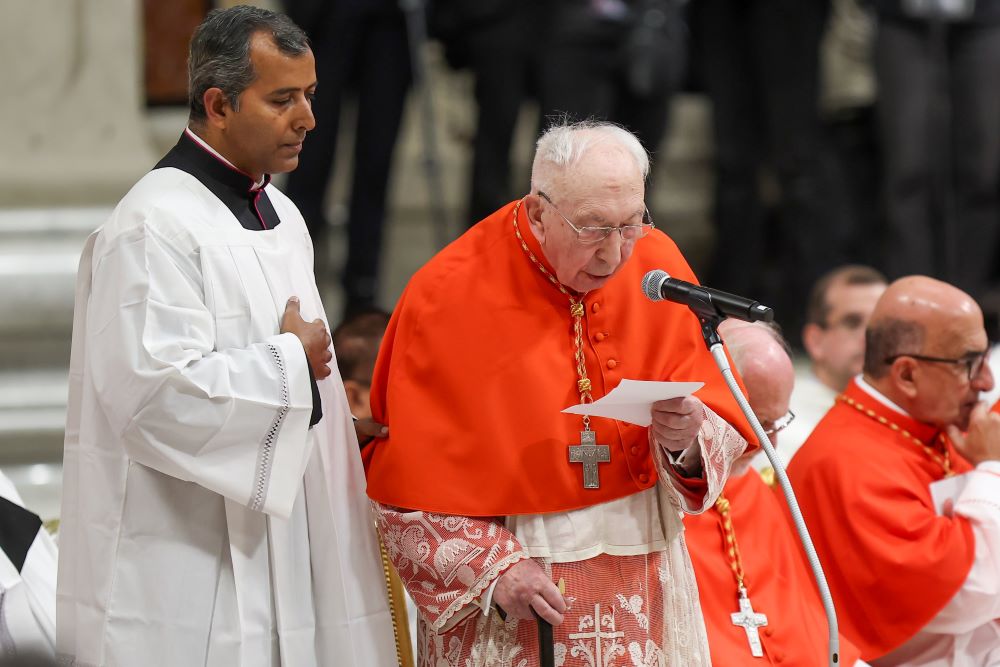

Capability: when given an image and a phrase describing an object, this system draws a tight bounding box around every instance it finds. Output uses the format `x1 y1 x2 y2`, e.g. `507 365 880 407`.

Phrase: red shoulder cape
786 380 975 659
363 201 754 516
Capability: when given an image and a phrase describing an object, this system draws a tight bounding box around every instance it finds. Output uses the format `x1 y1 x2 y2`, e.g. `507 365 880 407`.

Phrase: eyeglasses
821 312 867 332
761 410 795 436
537 191 654 244
883 348 991 381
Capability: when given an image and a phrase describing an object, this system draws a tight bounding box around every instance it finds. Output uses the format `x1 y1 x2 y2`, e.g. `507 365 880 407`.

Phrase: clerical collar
854 374 911 418
153 129 280 231
183 128 267 190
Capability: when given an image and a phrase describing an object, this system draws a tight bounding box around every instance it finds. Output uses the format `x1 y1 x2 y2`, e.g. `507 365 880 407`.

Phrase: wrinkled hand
355 417 388 446
492 559 566 626
650 396 705 454
280 297 332 380
947 402 1000 466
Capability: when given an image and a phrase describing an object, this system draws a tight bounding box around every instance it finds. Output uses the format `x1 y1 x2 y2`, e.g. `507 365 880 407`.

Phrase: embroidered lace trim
250 344 289 511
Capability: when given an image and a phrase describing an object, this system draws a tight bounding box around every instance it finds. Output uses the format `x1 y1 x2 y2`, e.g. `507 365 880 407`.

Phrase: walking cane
535 615 555 667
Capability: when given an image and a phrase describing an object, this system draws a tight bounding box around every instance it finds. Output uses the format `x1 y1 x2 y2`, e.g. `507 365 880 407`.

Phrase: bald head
720 321 795 468
722 321 795 401
863 276 992 429
864 276 982 379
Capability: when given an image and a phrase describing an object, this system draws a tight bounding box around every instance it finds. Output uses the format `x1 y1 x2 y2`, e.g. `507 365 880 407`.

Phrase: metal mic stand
688 299 841 667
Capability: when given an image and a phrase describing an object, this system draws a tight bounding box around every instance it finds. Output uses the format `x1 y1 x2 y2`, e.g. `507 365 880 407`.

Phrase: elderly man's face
530 148 646 293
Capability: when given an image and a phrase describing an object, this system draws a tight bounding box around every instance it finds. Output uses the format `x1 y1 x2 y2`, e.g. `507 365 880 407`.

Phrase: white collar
854 374 911 418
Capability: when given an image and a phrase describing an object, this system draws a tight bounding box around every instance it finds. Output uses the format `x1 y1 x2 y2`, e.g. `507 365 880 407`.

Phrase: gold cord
713 494 748 590
512 198 594 417
837 394 953 477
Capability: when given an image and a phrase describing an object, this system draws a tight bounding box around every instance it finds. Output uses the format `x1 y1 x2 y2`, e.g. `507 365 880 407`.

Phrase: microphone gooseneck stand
689 299 841 667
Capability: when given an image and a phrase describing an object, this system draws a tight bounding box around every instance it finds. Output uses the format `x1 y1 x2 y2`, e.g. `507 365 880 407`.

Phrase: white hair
530 120 650 195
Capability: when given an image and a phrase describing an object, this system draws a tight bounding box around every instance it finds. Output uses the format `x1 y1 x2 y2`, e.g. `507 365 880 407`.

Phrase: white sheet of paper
562 379 705 427
930 473 969 516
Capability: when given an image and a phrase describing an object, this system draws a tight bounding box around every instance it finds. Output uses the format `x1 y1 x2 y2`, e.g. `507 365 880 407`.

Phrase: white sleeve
923 461 1000 634
86 222 314 519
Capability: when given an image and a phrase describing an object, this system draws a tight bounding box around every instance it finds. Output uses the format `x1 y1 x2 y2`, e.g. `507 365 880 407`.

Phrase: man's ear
202 88 232 130
802 323 824 362
892 358 919 399
343 380 371 419
524 193 546 242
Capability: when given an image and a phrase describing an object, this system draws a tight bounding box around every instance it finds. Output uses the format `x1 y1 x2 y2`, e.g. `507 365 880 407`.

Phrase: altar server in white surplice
57 7 395 666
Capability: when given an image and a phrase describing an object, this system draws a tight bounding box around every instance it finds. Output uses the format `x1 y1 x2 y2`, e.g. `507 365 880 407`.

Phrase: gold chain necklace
714 493 769 656
512 198 593 408
837 394 953 476
513 197 611 489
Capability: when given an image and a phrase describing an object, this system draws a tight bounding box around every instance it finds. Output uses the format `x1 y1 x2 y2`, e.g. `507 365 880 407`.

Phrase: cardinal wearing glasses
789 276 1000 666
362 121 758 665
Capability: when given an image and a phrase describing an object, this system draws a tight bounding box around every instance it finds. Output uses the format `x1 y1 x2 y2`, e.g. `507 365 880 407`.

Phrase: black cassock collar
154 131 281 232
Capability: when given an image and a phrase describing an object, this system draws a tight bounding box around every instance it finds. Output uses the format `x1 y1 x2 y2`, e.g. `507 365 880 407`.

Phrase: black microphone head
642 269 670 302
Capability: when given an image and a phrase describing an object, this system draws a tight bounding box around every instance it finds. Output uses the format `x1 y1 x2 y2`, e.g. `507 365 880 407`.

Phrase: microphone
642 269 774 323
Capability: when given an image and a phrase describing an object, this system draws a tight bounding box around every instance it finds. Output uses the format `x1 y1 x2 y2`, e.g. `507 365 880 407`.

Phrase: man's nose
973 359 995 392
595 230 624 264
296 97 316 132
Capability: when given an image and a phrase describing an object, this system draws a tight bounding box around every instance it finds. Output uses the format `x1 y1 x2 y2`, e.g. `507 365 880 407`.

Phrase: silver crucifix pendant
731 586 768 657
568 429 611 489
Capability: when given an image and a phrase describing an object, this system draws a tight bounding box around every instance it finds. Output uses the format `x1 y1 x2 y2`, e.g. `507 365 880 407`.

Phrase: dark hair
187 5 309 123
863 318 926 378
805 265 887 327
332 309 391 384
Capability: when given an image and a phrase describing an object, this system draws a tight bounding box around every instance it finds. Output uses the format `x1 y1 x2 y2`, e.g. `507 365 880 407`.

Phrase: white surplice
0 471 56 656
58 167 395 666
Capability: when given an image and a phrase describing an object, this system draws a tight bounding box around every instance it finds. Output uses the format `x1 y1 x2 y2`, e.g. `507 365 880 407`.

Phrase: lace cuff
372 501 529 631
653 404 748 515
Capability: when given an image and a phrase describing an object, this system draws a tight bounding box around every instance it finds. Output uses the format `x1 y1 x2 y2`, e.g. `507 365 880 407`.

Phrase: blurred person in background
779 265 887 462
538 0 688 163
283 0 411 316
872 0 1000 313
431 1 546 226
332 308 390 421
692 0 845 346
821 0 883 271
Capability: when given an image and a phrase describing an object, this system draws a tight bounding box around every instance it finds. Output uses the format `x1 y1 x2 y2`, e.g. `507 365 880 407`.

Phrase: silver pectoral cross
569 429 610 489
731 586 768 657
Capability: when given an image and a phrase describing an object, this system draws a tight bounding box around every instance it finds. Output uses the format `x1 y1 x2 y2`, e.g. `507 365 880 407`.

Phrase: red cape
787 380 975 660
686 470 862 666
364 201 755 516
